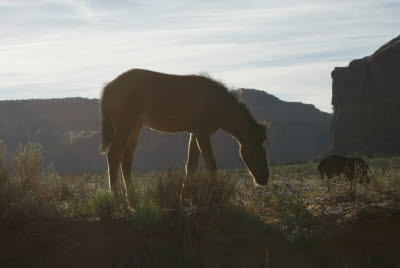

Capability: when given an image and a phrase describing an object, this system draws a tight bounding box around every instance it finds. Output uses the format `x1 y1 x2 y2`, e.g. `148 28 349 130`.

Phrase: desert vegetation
1 141 400 267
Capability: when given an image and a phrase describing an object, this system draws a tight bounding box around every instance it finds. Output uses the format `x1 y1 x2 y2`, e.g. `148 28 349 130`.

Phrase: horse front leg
196 134 217 176
181 134 201 201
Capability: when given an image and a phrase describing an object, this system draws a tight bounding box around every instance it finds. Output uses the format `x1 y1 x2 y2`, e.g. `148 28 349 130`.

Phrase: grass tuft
130 200 163 231
13 142 42 190
182 171 240 208
89 190 116 219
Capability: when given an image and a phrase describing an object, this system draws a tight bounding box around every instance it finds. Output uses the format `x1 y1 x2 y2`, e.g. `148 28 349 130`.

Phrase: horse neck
220 105 257 145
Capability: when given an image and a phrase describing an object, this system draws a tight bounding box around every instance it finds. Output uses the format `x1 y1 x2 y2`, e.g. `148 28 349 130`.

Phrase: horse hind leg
106 122 136 206
185 133 201 179
196 134 217 176
120 123 142 209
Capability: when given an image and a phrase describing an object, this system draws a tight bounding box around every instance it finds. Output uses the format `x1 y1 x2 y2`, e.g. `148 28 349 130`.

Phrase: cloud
0 0 399 112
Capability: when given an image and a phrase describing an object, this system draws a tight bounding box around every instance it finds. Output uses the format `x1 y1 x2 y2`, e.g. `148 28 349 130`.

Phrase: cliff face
331 35 400 154
0 89 331 173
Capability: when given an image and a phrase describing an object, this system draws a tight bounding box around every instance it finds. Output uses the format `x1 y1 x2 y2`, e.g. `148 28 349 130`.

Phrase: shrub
89 190 116 219
237 176 328 243
130 201 163 231
0 142 62 225
59 196 91 218
0 141 8 183
13 142 42 189
154 169 184 210
0 141 10 223
182 171 240 208
268 179 325 242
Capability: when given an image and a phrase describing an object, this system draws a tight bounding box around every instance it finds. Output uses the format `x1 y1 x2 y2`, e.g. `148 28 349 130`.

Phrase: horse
100 69 270 207
318 154 371 187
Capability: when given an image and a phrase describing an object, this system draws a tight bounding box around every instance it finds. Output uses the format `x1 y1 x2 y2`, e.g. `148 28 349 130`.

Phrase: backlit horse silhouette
100 69 270 207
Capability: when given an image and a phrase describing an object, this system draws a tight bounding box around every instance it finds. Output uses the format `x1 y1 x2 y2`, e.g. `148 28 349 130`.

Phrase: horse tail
100 86 113 154
318 163 324 179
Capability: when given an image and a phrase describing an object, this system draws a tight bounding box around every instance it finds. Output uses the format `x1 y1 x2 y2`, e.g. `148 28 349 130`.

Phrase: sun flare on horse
100 69 270 208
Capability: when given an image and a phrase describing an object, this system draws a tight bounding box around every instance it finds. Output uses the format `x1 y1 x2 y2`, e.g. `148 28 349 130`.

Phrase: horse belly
139 113 192 133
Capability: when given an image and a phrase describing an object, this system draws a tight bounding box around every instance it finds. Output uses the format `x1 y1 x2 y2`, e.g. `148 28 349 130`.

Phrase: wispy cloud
0 0 398 112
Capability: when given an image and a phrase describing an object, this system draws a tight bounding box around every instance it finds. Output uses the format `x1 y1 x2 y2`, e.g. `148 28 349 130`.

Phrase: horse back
101 69 224 133
319 155 355 179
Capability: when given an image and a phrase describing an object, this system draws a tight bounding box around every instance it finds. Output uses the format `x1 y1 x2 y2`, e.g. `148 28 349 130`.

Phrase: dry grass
0 141 109 224
1 141 400 267
0 142 60 226
1 140 400 245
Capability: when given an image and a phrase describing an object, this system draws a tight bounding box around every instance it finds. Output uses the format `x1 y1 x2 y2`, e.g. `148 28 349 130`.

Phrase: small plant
0 142 62 224
182 171 240 208
0 141 8 183
13 142 42 189
268 179 325 242
154 169 184 210
238 176 328 243
89 190 116 219
60 197 91 218
130 201 163 231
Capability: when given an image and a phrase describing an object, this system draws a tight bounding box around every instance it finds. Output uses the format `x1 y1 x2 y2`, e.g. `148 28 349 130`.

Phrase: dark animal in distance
318 154 371 185
100 69 270 208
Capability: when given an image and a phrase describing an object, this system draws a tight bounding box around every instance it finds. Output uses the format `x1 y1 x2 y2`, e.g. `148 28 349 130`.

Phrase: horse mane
199 73 267 136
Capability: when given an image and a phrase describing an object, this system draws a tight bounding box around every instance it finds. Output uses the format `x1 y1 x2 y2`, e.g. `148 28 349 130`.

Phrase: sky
0 0 399 112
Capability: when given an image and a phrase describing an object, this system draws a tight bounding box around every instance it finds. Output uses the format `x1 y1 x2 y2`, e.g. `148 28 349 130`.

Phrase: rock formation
331 35 400 154
0 89 331 173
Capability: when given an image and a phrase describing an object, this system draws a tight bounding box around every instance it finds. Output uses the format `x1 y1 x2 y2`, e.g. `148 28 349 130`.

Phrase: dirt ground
1 207 400 268
1 212 400 268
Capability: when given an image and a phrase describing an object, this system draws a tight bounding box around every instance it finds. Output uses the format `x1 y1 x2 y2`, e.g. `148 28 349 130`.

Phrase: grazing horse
318 154 371 185
100 69 270 207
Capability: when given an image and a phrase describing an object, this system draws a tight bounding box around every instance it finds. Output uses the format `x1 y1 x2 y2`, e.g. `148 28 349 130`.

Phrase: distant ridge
0 90 331 173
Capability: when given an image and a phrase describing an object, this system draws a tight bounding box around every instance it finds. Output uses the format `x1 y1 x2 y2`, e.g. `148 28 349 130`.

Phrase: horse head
240 121 270 185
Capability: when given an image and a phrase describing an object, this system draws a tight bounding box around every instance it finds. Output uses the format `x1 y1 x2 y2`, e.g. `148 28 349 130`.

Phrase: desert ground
1 143 399 267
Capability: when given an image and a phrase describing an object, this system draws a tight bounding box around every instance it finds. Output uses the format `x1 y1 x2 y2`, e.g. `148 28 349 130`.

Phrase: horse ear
263 120 270 130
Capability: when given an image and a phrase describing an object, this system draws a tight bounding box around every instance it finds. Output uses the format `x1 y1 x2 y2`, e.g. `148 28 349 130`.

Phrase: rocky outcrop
331 35 400 154
0 90 331 173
